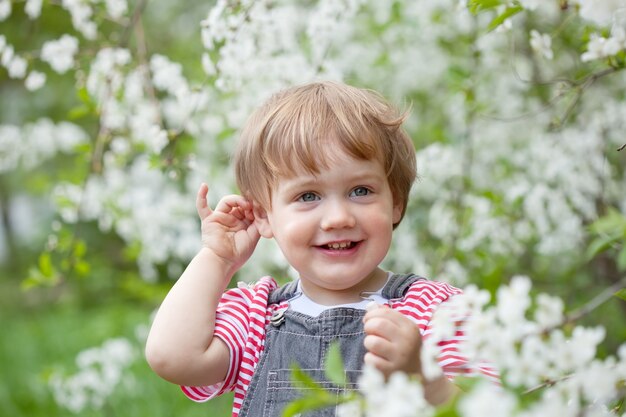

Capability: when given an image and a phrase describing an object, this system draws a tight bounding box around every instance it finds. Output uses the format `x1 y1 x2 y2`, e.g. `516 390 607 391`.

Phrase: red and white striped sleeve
181 276 278 403
391 279 499 384
391 279 462 333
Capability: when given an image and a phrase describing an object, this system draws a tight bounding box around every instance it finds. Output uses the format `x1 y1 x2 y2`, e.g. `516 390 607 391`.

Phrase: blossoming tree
1 0 625 415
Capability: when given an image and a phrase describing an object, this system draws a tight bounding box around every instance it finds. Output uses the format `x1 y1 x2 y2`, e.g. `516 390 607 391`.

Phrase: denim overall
237 273 423 417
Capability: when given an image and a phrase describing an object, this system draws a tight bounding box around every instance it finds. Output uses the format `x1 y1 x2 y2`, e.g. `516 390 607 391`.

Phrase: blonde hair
234 81 417 226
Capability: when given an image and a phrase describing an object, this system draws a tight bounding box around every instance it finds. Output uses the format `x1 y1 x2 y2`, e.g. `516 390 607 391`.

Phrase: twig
120 0 148 48
523 374 572 395
538 275 626 336
133 8 164 128
562 275 626 326
479 62 624 125
432 17 480 276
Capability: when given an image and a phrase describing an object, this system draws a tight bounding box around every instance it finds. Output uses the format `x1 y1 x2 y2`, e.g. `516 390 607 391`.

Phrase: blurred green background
0 1 236 415
2 1 626 416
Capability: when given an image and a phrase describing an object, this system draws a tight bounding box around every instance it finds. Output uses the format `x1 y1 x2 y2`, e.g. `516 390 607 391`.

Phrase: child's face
254 148 402 304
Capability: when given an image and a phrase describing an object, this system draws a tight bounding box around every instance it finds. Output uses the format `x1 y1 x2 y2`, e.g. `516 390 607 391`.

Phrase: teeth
328 242 351 249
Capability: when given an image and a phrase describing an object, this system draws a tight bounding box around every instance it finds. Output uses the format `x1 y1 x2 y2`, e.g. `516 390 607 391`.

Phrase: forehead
272 149 388 189
268 134 385 179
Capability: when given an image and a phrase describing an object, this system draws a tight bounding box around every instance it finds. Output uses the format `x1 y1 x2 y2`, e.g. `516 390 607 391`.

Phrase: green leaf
284 363 347 417
22 265 59 289
617 245 626 271
324 342 346 387
487 6 523 31
290 365 323 391
73 239 87 258
77 86 92 106
468 0 502 14
586 234 618 259
74 260 91 277
282 391 336 417
589 208 626 235
433 399 461 417
22 268 45 290
67 106 91 120
615 288 626 302
453 376 480 393
38 252 53 277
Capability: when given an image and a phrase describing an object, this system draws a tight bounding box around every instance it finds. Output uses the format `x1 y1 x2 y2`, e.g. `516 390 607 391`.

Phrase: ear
253 202 274 239
392 202 403 225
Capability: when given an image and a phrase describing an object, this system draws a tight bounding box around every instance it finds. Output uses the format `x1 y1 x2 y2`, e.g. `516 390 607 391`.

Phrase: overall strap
268 273 426 304
268 280 300 304
381 273 425 300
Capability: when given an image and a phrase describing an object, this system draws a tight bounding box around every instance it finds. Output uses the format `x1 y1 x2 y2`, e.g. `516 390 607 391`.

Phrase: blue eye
350 187 370 197
298 192 319 202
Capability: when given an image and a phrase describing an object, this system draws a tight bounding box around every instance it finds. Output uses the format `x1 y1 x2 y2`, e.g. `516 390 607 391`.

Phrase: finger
214 195 252 214
363 352 392 377
366 301 382 312
230 206 247 221
364 334 395 361
363 316 401 341
362 304 393 325
244 204 256 222
196 183 212 219
232 204 255 224
364 306 414 329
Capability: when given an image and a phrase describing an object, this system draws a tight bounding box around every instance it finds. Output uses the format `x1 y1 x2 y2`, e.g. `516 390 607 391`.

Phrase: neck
299 268 388 305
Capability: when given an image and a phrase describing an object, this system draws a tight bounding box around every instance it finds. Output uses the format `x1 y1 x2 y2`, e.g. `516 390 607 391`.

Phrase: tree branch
563 275 626 326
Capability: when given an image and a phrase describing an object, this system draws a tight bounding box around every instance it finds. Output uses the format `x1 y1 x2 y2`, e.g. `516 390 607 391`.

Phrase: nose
320 198 356 230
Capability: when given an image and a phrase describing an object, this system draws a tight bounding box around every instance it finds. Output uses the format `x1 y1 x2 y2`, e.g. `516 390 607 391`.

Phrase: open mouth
320 241 358 250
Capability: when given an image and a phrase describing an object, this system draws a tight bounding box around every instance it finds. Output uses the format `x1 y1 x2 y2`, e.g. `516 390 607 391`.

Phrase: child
146 81 475 416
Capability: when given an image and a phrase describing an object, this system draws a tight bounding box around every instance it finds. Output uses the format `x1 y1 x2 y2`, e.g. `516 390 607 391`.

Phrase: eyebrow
279 170 386 192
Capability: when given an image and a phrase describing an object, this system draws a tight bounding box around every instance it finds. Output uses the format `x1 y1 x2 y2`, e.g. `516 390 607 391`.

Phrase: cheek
270 215 312 244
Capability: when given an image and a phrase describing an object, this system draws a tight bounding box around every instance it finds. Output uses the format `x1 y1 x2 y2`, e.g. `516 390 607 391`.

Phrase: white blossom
150 54 189 96
1 44 14 66
530 30 554 60
0 0 11 20
41 35 79 74
534 293 564 328
143 125 169 154
582 34 608 61
577 359 619 403
25 70 46 91
459 382 517 417
575 0 626 26
7 55 27 78
105 0 127 19
5 2 623 416
201 52 216 76
0 124 21 172
356 365 432 417
519 0 540 10
25 0 43 19
505 334 549 387
336 400 362 417
0 119 87 174
558 326 601 373
86 47 131 101
50 338 136 413
61 0 97 39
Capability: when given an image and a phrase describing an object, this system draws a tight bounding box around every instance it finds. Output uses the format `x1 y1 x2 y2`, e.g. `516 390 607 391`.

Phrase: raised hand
196 183 261 275
363 304 423 378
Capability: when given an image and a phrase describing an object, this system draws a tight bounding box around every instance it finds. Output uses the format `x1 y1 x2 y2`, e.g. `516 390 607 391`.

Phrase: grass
0 296 233 417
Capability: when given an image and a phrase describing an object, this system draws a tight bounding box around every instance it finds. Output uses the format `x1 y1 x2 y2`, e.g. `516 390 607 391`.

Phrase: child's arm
363 306 460 406
145 184 260 387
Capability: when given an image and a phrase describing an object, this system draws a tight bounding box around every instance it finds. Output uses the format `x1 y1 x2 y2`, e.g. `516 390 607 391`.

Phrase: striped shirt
181 276 495 416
